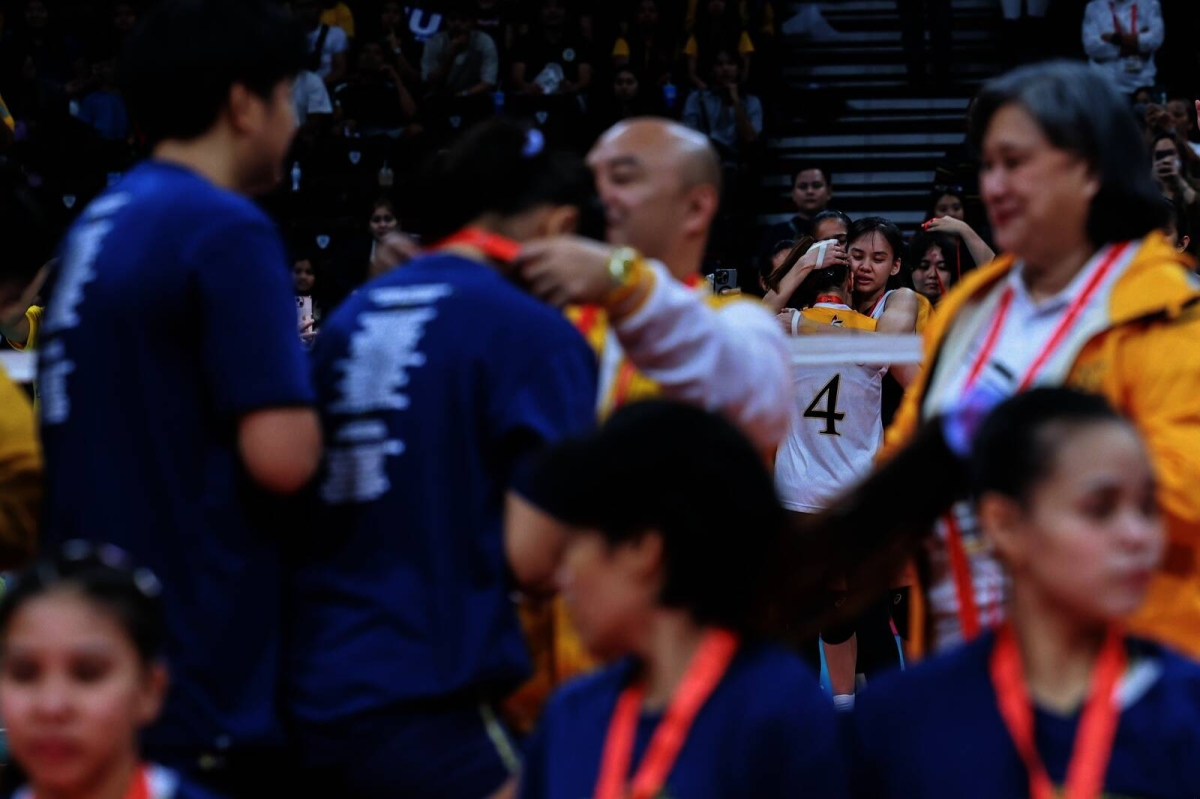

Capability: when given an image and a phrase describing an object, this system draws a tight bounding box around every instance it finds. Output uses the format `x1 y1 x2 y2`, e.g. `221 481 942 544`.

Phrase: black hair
810 209 851 232
1164 195 1190 242
907 229 959 285
120 0 307 146
794 164 833 188
799 265 850 304
0 543 166 664
926 185 965 221
848 216 903 262
970 388 1129 504
526 401 786 637
0 165 54 289
968 61 1167 245
421 118 599 241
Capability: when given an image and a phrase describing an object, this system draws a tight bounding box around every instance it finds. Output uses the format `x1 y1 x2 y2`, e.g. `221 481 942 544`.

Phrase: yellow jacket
0 366 39 567
885 233 1200 657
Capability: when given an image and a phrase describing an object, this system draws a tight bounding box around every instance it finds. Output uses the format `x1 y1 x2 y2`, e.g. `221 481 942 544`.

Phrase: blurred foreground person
885 62 1200 658
289 119 598 798
517 402 846 799
852 389 1200 799
35 1 320 791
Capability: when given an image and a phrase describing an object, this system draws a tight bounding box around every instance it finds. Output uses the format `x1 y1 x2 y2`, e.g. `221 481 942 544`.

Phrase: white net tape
789 333 923 366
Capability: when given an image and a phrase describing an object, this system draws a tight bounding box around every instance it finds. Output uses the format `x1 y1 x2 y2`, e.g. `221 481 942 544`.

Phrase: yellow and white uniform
776 303 883 513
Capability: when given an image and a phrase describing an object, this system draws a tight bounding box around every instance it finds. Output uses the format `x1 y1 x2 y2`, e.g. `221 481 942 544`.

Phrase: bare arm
238 408 322 494
504 491 567 596
876 288 921 387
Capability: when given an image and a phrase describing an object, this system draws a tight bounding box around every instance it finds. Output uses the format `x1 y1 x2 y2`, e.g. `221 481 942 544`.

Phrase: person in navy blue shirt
288 119 600 797
0 546 230 799
850 389 1200 799
35 2 319 794
516 401 847 799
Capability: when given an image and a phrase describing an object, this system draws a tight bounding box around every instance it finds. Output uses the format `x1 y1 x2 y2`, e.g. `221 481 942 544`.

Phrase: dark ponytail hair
420 118 599 241
0 542 166 664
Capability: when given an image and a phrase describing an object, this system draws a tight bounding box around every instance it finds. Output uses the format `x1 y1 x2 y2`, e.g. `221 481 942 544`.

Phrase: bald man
515 118 791 449
502 119 793 733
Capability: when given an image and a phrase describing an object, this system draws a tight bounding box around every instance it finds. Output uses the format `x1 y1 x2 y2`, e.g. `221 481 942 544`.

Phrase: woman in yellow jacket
882 61 1200 660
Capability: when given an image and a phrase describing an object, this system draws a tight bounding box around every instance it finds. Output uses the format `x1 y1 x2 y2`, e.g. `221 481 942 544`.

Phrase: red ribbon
594 629 740 799
990 624 1125 799
433 227 521 264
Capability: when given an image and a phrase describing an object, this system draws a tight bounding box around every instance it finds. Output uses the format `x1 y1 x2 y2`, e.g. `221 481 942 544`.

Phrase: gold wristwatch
606 246 641 290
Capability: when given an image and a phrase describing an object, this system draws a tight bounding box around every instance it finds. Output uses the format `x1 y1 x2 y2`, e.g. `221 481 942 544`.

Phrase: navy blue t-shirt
37 161 314 753
288 253 597 726
520 643 848 799
850 633 1200 798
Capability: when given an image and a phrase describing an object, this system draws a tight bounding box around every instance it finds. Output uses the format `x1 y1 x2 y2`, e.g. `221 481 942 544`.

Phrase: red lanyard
990 624 1125 799
814 294 845 306
594 629 739 799
962 242 1128 395
1110 2 1137 35
866 291 886 318
949 243 1128 644
433 227 521 263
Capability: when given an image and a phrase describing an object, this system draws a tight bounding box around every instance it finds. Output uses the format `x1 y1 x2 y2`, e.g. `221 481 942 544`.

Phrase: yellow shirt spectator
319 2 355 38
0 364 40 568
6 305 41 351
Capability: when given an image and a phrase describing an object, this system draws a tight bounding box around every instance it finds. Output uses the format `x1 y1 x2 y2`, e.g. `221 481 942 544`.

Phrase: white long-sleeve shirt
1082 0 1164 95
607 261 792 452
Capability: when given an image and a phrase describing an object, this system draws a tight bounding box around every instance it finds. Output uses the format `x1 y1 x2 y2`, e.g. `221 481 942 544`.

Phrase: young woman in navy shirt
517 400 846 799
850 388 1200 799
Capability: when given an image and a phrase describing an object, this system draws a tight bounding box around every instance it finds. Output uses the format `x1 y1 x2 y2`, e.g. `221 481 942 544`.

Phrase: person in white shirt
1082 0 1164 96
421 1 500 98
291 69 332 128
294 0 349 85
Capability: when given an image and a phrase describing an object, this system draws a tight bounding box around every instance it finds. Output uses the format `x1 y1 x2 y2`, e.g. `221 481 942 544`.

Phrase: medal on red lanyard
946 241 1131 642
433 227 521 263
990 624 1125 799
594 629 740 799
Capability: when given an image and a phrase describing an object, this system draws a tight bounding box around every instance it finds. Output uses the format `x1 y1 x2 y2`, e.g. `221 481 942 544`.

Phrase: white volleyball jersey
775 303 885 513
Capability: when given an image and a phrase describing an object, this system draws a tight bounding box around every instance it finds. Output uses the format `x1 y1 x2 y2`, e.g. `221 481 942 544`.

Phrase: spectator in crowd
611 0 676 88
907 229 958 305
0 547 229 799
923 186 996 268
475 0 518 56
334 40 419 138
76 56 128 141
756 165 834 268
1082 0 1164 96
36 2 319 792
421 0 500 99
682 46 762 160
516 401 846 799
884 62 1200 661
289 119 598 798
320 0 356 39
0 0 87 128
379 0 422 88
685 0 754 91
1163 195 1192 254
1166 97 1200 156
511 0 594 98
0 167 49 568
897 0 952 85
593 65 664 135
367 197 419 278
294 0 349 86
292 254 322 325
852 389 1200 798
292 65 333 129
810 208 851 247
1152 131 1199 216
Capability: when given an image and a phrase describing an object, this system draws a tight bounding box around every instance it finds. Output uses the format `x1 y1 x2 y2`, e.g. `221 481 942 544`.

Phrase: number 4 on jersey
804 375 845 436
